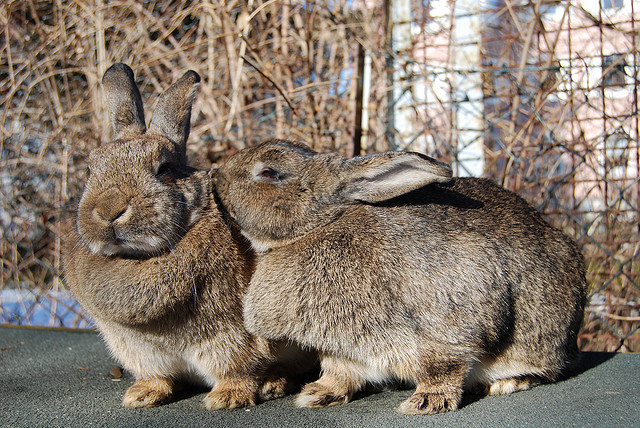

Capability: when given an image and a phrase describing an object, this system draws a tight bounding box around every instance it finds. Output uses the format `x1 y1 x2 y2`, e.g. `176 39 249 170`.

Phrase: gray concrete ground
1 326 638 428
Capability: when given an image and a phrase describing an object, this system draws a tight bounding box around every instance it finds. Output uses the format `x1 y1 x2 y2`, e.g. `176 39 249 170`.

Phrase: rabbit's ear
102 63 146 139
148 70 201 152
341 152 453 203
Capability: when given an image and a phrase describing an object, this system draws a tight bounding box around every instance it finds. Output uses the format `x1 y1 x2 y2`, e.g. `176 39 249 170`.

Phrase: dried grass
1 0 638 350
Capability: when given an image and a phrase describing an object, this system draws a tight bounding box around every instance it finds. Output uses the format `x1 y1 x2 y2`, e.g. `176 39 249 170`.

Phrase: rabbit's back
246 177 585 376
400 178 585 364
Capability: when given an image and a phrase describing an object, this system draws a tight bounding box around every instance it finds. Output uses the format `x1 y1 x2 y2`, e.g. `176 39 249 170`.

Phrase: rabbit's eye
258 167 283 183
155 162 172 176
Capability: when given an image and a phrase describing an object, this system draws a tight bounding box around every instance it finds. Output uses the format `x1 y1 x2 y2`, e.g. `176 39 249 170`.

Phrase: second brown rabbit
214 139 587 415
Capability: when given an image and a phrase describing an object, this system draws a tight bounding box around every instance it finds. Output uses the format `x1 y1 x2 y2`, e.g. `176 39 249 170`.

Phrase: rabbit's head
215 139 453 252
77 63 203 257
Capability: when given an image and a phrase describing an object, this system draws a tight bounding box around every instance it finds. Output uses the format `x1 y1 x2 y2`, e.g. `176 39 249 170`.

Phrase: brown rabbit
214 139 587 415
63 65 311 410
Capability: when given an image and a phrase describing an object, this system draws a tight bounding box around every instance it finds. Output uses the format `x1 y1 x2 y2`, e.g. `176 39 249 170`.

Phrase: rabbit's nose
92 189 130 225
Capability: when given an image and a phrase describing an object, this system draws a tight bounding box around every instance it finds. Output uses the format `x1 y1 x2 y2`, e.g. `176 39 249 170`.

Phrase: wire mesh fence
1 0 638 351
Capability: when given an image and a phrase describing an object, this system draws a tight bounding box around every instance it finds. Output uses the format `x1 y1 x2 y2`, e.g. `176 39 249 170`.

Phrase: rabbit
213 139 587 415
62 64 313 410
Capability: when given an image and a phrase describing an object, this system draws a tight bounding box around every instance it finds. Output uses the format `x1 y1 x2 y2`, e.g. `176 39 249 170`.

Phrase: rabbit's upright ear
102 63 146 139
148 70 201 153
341 152 453 203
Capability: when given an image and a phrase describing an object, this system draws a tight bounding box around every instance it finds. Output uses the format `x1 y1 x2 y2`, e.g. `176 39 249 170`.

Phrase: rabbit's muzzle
77 184 163 257
91 187 131 226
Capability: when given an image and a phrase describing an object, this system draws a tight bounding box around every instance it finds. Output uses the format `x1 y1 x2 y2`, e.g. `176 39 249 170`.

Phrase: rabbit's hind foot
258 375 288 401
122 378 173 408
486 375 541 396
294 381 352 408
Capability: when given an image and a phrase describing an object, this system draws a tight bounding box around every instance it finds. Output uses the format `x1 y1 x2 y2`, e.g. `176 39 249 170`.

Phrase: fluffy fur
63 65 312 409
214 139 587 415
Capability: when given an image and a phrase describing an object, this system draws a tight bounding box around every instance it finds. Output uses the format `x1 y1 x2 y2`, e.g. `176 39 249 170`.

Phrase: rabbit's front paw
203 381 256 410
123 379 173 408
294 382 350 408
397 391 460 415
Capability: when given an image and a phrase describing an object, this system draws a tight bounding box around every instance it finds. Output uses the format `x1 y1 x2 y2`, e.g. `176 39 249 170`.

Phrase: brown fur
214 139 587 415
62 66 313 410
